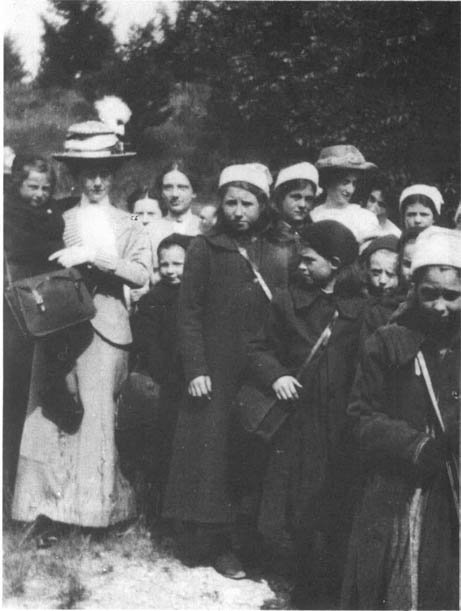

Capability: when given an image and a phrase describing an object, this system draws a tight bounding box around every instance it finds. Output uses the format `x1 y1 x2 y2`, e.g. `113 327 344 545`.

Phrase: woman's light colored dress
12 200 150 527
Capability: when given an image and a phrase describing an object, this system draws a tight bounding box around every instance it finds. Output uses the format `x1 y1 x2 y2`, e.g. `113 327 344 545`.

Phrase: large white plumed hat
53 121 135 162
411 226 461 274
274 162 322 195
94 96 132 137
399 184 444 215
218 163 272 196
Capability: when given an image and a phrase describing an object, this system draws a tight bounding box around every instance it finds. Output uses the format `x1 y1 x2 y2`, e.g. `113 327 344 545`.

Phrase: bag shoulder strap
236 244 273 302
415 350 445 432
296 309 339 379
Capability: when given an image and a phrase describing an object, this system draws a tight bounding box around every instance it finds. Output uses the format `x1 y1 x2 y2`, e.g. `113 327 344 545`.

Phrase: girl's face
366 190 387 220
367 249 399 296
221 185 261 233
19 170 52 208
327 172 358 206
416 266 461 328
158 245 186 285
404 203 434 229
133 198 162 226
161 170 195 216
400 240 417 287
199 205 218 234
281 184 315 225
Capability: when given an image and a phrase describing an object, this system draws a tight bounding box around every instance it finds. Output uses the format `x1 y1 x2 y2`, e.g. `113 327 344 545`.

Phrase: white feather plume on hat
94 96 132 136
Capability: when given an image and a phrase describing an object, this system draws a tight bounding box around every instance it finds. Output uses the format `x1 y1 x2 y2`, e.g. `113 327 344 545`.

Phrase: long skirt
12 327 136 527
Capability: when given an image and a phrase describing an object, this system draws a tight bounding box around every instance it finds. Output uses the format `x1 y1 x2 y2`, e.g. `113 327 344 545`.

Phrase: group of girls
4 122 460 611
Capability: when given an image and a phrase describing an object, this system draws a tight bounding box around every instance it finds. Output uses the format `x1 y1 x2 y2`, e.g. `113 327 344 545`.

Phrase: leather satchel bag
5 262 95 338
236 310 339 442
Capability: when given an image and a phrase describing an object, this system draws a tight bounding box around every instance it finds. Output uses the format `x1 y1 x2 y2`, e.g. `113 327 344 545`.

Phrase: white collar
79 193 112 208
166 208 193 223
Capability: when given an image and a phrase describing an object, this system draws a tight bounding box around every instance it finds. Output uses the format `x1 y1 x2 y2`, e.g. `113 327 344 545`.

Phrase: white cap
411 226 461 274
218 163 272 196
274 162 321 195
399 184 444 215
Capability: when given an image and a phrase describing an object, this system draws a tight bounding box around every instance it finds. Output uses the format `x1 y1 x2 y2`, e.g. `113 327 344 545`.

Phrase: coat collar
203 231 260 252
290 284 364 320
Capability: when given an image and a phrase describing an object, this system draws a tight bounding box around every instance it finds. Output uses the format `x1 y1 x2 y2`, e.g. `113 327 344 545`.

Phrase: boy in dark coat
247 220 366 609
131 233 192 515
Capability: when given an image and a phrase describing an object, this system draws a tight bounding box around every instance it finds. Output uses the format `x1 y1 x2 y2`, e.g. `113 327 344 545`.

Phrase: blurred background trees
5 0 460 211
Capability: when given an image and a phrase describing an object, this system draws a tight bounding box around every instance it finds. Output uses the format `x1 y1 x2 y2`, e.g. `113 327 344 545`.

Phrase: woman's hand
188 375 212 400
272 376 302 401
49 246 96 268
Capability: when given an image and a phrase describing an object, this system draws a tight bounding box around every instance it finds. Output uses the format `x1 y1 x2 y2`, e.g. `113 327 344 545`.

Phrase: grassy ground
3 518 293 609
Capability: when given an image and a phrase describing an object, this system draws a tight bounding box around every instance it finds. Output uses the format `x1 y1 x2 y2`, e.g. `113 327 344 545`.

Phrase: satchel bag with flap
236 310 339 443
5 260 95 338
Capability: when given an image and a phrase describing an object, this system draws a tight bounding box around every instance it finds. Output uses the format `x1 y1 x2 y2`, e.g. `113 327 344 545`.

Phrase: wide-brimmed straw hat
53 121 135 163
315 145 377 172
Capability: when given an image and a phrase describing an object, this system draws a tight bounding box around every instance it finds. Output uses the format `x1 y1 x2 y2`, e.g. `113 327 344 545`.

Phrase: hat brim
316 160 377 172
53 152 136 162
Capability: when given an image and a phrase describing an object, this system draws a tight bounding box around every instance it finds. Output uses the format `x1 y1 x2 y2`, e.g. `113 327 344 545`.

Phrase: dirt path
3 524 284 609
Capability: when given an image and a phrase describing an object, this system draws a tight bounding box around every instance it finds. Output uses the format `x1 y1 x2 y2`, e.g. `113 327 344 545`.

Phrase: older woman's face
417 266 461 327
327 171 358 206
79 165 113 204
161 170 195 216
221 185 261 233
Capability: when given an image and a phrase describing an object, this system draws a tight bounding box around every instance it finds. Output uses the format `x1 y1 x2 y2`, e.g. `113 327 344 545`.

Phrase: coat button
451 390 460 400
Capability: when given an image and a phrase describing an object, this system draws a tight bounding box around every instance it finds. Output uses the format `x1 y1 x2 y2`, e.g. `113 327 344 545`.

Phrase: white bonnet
274 162 322 195
218 163 272 197
399 184 444 215
411 226 461 274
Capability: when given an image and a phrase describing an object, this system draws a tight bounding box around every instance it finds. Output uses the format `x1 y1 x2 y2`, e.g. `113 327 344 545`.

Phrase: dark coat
162 231 290 524
132 281 182 387
246 284 366 539
130 281 183 489
359 292 403 346
342 318 459 610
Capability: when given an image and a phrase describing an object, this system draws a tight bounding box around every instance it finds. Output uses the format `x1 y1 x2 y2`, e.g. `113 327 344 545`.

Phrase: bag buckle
32 289 46 312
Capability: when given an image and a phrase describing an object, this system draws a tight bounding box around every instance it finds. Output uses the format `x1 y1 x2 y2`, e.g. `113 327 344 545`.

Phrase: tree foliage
4 35 26 83
160 1 459 187
38 0 117 89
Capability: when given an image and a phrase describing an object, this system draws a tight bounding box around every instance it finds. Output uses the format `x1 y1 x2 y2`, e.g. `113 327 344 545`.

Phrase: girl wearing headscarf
399 184 443 230
162 163 288 578
342 227 460 610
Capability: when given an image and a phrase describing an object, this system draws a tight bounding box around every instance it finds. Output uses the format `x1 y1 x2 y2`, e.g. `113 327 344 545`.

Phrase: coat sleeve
245 293 291 390
348 331 429 465
177 237 211 383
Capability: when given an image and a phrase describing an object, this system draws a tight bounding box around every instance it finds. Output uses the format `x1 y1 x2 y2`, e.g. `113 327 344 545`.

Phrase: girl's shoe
214 551 246 580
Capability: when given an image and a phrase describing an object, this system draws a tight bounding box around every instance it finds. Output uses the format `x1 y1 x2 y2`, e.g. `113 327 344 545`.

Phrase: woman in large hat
12 122 150 534
311 145 380 246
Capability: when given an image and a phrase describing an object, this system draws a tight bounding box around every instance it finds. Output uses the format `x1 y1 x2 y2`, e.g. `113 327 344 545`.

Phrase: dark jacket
162 231 290 524
359 291 404 346
342 317 459 610
132 281 182 387
247 283 366 538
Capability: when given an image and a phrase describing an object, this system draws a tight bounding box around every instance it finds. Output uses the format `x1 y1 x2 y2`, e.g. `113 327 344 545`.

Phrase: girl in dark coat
342 227 460 610
247 221 366 608
130 234 192 516
162 163 289 578
3 155 62 503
